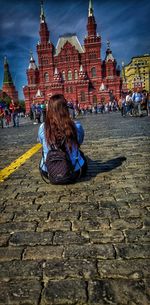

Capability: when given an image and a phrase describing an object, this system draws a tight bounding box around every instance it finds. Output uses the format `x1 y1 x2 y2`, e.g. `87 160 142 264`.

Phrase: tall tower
2 56 18 102
37 0 54 85
84 0 102 103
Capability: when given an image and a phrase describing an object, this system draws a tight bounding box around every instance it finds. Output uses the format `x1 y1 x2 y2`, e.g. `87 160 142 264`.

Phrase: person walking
147 92 150 116
10 100 20 127
38 94 87 183
121 95 127 117
132 88 143 117
126 91 133 116
4 108 11 127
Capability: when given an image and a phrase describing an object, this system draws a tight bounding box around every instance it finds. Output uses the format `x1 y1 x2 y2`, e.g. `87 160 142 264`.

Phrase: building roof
55 34 84 56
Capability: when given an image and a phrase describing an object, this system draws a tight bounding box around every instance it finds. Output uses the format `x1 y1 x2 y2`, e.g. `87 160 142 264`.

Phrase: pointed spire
88 0 94 17
39 0 49 44
40 0 45 23
105 40 114 62
107 40 110 49
86 0 97 37
28 51 37 70
3 56 13 85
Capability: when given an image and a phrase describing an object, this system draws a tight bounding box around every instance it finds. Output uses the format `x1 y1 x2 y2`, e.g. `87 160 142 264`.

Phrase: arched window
68 70 72 81
44 72 49 82
74 70 78 80
81 91 85 102
62 71 65 81
91 67 96 77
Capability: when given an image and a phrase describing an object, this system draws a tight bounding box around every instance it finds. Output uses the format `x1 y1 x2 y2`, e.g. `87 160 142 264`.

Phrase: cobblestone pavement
0 112 150 305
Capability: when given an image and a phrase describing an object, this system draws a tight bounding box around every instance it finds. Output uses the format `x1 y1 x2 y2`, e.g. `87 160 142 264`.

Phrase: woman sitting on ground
38 94 87 184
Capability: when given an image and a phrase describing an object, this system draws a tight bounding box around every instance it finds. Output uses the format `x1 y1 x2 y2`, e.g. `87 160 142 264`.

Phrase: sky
0 0 150 99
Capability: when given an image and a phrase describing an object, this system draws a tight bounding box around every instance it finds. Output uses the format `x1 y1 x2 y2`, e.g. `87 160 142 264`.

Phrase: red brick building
2 56 18 103
23 0 122 113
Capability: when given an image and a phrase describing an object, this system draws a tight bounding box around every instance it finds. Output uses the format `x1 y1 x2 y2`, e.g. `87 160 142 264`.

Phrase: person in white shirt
126 91 133 116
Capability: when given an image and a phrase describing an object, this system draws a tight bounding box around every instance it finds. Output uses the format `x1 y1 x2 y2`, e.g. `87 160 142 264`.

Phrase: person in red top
9 100 20 127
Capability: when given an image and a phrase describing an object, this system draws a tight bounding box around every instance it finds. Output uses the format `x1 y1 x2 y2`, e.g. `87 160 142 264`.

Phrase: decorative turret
39 0 49 44
105 40 115 62
28 51 38 70
105 41 117 78
27 51 39 85
2 56 18 102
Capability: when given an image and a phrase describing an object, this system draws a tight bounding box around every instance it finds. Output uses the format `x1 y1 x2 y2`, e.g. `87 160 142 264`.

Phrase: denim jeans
13 113 19 127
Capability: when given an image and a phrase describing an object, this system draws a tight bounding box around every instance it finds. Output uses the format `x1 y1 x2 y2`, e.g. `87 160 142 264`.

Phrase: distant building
122 54 150 92
1 56 18 103
23 0 122 113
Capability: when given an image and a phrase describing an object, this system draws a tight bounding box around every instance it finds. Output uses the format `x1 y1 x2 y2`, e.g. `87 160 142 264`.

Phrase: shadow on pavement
80 156 127 181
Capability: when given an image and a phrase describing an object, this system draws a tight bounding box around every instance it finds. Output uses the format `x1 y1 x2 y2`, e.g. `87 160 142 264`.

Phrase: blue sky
0 0 150 99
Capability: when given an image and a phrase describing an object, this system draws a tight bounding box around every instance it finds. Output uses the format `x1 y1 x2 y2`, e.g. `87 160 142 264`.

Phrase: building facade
122 54 150 92
2 56 18 103
23 0 122 113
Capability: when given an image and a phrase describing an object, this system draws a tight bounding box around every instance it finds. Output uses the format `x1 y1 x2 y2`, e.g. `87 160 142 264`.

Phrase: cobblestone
0 113 150 304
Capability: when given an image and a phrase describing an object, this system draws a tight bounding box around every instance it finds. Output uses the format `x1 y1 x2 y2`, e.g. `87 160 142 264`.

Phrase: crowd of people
0 100 21 128
120 89 150 117
30 101 46 124
1 89 150 129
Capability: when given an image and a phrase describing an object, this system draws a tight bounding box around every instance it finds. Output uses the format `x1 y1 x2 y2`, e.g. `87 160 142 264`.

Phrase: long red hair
45 94 78 151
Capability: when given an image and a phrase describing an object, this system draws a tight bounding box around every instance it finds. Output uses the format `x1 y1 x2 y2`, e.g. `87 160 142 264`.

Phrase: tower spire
87 0 97 37
88 0 94 17
40 0 45 23
3 56 13 85
39 0 49 44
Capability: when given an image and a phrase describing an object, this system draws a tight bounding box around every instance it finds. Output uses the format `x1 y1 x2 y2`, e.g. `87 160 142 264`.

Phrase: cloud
0 0 150 99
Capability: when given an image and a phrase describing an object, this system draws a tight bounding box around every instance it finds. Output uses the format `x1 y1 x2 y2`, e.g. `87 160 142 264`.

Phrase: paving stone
125 229 150 243
97 259 150 279
23 245 64 260
115 244 150 259
88 279 150 305
110 218 143 230
70 202 99 211
0 279 41 304
118 207 148 218
0 247 23 261
82 207 119 220
0 261 42 279
37 220 71 232
64 244 115 259
0 222 36 233
9 232 53 246
89 230 124 243
53 231 88 245
42 279 87 304
43 259 97 279
39 201 69 211
50 211 79 220
72 219 110 231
